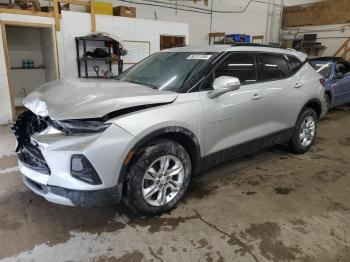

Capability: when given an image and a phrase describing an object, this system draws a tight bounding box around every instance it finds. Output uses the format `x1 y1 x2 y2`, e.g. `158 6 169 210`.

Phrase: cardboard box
113 6 136 18
88 1 113 16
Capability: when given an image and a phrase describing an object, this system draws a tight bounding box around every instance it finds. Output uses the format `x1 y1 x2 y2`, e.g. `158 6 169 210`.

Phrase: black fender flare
300 98 322 120
117 126 201 187
290 98 323 134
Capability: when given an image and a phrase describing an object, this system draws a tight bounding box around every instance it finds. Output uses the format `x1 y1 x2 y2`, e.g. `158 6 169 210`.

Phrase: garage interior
0 0 350 261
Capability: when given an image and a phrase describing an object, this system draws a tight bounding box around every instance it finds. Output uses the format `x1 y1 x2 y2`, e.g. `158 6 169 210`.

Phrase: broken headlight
53 119 111 134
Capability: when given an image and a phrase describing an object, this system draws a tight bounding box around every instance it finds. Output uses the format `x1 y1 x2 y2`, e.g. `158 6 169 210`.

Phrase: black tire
123 139 192 217
289 107 318 154
320 93 330 119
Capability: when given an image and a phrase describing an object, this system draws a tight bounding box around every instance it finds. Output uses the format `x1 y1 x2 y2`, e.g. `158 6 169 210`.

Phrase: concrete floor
1 108 350 262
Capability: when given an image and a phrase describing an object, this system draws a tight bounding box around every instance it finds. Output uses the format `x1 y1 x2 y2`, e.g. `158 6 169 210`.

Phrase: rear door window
215 52 258 84
260 53 289 81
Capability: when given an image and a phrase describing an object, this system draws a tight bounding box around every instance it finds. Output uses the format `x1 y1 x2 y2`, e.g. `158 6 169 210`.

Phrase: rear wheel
289 108 318 154
321 93 330 119
123 139 191 217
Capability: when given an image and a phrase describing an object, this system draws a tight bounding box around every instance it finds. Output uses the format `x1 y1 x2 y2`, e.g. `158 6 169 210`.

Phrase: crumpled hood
23 78 178 120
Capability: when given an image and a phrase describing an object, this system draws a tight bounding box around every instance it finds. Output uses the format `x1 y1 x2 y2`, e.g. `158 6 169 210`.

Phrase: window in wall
260 53 289 81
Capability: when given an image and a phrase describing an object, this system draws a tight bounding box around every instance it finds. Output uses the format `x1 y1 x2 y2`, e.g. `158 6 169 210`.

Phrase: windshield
309 61 333 79
117 52 217 92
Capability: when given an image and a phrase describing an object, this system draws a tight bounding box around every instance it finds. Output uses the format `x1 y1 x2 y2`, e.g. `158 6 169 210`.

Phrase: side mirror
335 72 344 80
208 76 241 99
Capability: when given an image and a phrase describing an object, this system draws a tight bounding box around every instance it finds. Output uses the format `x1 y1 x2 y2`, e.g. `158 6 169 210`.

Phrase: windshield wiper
126 80 158 90
145 83 158 90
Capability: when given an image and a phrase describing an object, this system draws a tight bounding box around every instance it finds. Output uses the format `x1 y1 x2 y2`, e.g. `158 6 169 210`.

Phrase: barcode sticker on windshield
187 55 212 60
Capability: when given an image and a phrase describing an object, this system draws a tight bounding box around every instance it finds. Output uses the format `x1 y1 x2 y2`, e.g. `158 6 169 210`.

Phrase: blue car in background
309 57 350 118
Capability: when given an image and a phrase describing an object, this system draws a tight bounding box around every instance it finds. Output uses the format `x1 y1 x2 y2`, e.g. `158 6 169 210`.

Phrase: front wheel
289 108 318 154
123 139 192 217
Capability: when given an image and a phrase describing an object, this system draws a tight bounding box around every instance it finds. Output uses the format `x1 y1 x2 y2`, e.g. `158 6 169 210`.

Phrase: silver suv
13 45 325 216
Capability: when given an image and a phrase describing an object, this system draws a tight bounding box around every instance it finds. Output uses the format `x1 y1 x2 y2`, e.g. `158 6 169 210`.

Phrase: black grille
12 111 50 174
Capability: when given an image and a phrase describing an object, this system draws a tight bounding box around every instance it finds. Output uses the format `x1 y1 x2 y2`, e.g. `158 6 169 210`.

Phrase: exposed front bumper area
21 163 123 207
13 110 135 207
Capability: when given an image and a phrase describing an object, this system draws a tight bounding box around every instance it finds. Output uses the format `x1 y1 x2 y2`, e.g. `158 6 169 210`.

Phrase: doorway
1 22 59 117
160 35 186 50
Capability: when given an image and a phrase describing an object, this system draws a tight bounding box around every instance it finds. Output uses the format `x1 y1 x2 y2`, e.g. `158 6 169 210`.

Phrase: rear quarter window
286 55 303 75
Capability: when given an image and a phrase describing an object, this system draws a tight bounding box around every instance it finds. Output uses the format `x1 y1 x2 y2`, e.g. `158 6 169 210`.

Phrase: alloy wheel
142 155 185 207
299 115 316 147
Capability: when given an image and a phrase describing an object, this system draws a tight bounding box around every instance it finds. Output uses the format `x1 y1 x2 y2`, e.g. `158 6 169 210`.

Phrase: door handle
293 83 303 88
251 93 262 100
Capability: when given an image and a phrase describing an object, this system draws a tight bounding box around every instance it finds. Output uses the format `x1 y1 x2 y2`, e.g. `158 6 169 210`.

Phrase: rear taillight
319 78 326 87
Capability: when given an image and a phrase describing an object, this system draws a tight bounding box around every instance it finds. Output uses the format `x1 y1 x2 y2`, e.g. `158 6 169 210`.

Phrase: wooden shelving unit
209 32 225 45
0 0 96 32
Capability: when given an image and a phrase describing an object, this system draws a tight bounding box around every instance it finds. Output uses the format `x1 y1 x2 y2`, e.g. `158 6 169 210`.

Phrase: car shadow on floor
0 141 296 258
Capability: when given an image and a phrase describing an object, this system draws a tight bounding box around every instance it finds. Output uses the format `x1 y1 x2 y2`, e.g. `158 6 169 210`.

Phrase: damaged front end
11 111 112 174
12 110 130 207
12 111 50 174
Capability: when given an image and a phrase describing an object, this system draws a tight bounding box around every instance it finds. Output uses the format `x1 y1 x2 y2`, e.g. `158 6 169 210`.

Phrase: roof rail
232 43 285 49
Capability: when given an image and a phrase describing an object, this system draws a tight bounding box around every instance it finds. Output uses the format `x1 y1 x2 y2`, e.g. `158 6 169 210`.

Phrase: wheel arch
118 126 201 187
302 98 322 120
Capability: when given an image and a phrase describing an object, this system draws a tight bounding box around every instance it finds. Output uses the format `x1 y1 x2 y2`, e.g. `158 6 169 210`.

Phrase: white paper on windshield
187 55 212 60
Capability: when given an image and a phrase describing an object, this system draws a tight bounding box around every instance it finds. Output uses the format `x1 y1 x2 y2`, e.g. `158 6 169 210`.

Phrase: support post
90 0 96 32
53 0 60 31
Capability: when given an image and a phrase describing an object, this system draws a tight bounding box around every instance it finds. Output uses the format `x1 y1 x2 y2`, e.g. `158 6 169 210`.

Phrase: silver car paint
24 78 178 120
111 92 203 153
18 45 323 206
201 63 323 156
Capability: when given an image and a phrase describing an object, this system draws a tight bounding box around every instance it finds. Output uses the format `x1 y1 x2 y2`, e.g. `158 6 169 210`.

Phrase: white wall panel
60 11 189 78
112 16 157 53
105 0 269 45
60 11 91 79
0 24 7 75
0 75 13 124
0 24 13 124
